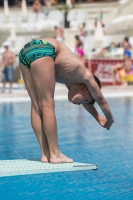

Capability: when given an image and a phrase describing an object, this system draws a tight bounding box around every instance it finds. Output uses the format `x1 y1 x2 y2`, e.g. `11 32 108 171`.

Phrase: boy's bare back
41 38 86 84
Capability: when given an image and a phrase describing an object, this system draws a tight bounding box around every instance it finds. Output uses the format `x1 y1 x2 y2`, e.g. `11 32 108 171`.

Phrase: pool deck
0 84 133 102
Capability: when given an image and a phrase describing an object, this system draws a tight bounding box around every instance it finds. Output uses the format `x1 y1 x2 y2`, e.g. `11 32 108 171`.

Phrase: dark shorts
19 39 56 68
3 66 14 82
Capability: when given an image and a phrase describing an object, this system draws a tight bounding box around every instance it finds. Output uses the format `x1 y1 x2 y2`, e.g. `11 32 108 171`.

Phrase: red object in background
85 59 127 86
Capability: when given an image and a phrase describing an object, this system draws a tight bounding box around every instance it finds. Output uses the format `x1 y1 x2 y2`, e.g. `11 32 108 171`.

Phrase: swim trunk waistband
19 39 56 68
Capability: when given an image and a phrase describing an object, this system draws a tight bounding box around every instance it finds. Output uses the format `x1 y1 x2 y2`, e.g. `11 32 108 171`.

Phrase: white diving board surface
0 159 98 177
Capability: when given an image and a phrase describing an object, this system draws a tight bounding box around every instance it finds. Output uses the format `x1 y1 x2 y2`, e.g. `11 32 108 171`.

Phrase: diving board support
0 159 98 177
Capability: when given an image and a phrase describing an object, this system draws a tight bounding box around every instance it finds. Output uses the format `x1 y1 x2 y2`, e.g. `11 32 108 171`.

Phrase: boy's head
68 75 101 105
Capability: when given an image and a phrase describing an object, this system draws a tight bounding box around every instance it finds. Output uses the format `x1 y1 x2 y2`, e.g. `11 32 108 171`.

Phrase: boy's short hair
90 75 101 105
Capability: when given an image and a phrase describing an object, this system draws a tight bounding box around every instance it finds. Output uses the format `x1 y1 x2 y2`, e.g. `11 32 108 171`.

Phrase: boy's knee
31 103 40 114
38 98 55 110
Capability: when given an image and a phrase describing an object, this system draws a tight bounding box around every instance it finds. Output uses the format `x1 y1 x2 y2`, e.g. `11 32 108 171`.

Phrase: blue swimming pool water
0 97 133 200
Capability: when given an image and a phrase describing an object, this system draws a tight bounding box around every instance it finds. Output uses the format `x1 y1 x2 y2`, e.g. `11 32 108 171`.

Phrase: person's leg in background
7 66 14 93
110 63 122 85
1 81 6 93
1 67 7 93
94 48 108 57
110 63 127 86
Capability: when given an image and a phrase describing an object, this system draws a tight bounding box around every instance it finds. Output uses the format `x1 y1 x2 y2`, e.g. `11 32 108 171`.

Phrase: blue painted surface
0 98 133 200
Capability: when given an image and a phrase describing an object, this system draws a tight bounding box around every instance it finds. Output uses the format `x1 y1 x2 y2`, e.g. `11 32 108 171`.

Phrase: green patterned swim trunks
19 39 56 68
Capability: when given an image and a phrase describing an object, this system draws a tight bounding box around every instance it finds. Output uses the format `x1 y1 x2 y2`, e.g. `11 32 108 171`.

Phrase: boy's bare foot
41 152 50 163
41 155 49 163
50 152 74 164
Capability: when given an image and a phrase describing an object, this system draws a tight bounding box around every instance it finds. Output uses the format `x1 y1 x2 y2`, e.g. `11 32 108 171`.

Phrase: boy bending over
19 38 114 164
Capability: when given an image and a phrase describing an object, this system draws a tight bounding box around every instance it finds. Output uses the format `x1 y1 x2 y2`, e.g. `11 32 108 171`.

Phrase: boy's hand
105 118 114 130
98 116 114 130
98 116 107 128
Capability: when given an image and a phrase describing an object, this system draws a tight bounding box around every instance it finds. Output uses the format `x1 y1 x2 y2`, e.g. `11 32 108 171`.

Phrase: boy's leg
20 63 50 162
31 106 50 162
30 57 73 163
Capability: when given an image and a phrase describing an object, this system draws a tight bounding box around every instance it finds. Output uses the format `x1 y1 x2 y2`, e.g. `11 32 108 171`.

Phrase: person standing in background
1 41 16 93
110 51 132 86
95 11 105 28
75 35 85 65
99 11 103 22
43 0 52 15
79 22 87 42
0 60 3 82
33 0 42 14
123 37 132 55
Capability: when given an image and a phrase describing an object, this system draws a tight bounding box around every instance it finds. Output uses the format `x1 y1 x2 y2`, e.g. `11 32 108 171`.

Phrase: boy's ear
83 86 88 92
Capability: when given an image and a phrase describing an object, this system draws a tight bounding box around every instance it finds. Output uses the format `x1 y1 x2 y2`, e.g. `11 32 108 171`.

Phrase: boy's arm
83 70 114 129
82 103 107 128
82 103 99 121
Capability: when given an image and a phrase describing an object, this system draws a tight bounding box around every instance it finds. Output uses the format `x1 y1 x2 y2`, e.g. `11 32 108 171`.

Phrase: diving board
0 159 98 177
